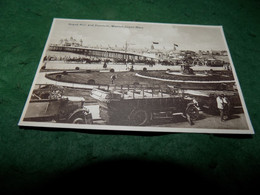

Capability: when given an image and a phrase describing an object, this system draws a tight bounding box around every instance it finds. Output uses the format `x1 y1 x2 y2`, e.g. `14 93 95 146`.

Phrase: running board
172 112 184 116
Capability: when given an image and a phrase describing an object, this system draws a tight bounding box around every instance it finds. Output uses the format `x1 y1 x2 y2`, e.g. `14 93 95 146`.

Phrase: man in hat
223 95 230 120
216 94 225 121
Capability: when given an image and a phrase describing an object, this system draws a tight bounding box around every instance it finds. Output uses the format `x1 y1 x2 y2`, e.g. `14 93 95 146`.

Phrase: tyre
70 112 87 124
185 105 199 121
128 109 151 126
72 117 85 124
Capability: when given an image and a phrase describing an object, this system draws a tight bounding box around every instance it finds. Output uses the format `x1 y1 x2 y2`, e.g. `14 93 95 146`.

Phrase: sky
49 19 228 51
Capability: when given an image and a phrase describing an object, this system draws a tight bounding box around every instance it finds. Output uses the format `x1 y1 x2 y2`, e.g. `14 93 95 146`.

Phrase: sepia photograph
18 18 254 134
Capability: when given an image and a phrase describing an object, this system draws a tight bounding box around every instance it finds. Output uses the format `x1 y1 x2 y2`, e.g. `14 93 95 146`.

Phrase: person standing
223 95 230 120
103 61 107 69
111 74 116 84
216 95 225 121
125 59 128 70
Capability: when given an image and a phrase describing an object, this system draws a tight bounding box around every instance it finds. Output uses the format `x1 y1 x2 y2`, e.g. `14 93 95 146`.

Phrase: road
153 112 249 130
44 61 226 71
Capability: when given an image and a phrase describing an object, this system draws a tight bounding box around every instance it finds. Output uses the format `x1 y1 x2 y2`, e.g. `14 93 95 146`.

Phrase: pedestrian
216 94 225 121
111 74 116 84
130 64 134 72
186 112 194 125
103 61 107 69
223 95 230 120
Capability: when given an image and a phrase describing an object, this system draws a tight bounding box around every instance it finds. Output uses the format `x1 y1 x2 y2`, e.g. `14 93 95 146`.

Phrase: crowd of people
43 55 102 64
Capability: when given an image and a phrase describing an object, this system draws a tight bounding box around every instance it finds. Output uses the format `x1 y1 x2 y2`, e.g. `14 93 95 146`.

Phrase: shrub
87 79 95 85
56 74 62 80
110 68 115 73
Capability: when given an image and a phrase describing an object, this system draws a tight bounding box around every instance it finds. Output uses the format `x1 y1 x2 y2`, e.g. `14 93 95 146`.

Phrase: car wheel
186 105 199 121
128 109 151 126
70 112 87 124
72 117 85 124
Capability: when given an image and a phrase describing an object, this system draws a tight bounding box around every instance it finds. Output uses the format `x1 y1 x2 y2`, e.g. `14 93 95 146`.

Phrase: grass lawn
46 69 234 87
142 70 234 81
46 70 164 86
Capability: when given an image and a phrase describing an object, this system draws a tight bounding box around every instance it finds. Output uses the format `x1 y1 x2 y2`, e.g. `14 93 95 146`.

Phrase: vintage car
23 84 92 124
91 85 199 126
183 89 242 115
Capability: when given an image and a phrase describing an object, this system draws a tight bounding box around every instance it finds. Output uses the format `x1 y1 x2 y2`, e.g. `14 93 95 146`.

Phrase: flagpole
173 43 178 51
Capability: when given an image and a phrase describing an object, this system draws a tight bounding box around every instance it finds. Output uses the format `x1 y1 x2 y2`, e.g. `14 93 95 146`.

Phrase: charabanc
91 84 199 126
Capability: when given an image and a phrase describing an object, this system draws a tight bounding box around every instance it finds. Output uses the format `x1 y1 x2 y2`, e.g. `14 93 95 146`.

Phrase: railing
93 84 184 100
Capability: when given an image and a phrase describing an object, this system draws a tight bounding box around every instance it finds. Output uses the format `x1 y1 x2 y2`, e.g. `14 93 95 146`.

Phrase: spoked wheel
70 113 87 124
128 109 151 126
72 117 85 124
185 105 199 121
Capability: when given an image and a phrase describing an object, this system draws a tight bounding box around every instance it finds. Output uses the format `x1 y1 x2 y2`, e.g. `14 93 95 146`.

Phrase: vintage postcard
19 18 254 134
